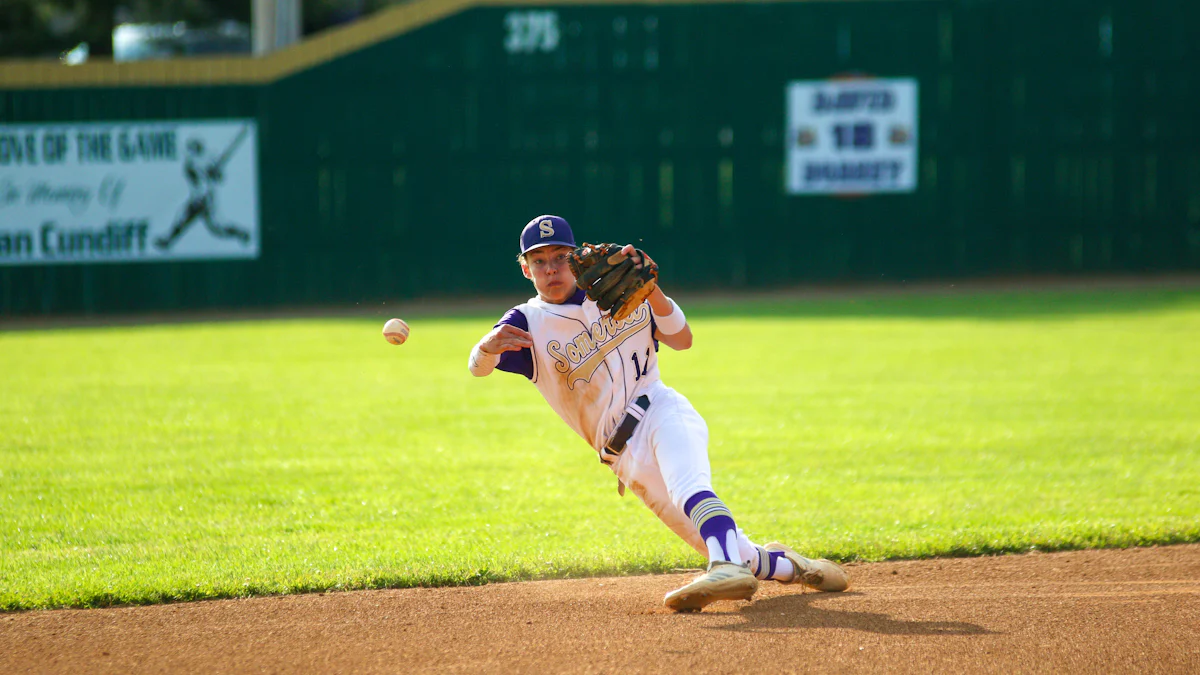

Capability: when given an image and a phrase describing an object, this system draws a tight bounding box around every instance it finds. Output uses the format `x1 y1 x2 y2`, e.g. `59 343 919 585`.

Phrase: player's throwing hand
478 324 533 355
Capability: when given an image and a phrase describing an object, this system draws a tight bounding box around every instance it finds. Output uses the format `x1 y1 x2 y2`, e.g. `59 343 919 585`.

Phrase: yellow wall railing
0 0 884 89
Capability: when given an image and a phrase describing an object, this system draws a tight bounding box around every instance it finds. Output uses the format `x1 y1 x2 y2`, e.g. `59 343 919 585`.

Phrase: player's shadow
712 592 992 635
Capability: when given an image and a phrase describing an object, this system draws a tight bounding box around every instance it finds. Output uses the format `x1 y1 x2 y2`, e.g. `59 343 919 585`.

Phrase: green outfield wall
1 0 1198 316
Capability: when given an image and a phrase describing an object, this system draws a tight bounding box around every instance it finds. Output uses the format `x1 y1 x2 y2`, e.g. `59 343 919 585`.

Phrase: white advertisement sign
786 78 918 195
0 119 259 266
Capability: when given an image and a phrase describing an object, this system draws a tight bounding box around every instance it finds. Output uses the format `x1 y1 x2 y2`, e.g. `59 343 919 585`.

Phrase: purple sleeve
494 308 534 379
649 310 660 352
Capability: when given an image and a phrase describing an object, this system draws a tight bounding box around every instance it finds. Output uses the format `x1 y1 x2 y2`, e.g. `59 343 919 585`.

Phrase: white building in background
113 22 251 62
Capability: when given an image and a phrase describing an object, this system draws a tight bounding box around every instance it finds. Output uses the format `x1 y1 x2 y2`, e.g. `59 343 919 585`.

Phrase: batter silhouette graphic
154 130 251 251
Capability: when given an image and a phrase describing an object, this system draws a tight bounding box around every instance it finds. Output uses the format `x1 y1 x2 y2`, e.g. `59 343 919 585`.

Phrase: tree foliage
0 0 401 60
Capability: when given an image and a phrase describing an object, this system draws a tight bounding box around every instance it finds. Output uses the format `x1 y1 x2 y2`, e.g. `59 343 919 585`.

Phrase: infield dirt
3 545 1198 674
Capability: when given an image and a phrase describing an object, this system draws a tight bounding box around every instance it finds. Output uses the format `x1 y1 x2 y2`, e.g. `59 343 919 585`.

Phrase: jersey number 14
631 348 651 381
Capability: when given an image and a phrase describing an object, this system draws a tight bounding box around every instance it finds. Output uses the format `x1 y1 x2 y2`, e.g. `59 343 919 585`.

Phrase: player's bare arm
617 243 692 351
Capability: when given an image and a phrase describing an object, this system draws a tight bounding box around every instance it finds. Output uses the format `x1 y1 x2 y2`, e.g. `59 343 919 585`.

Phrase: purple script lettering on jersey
547 303 652 390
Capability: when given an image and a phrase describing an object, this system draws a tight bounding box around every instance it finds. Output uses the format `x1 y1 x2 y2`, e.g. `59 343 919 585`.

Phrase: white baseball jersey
495 289 659 451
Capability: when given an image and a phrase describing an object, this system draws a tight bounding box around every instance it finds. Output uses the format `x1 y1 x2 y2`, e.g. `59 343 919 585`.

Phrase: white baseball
383 318 410 345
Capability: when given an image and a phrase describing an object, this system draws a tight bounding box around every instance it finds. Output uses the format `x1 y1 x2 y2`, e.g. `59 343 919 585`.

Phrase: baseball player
468 215 848 611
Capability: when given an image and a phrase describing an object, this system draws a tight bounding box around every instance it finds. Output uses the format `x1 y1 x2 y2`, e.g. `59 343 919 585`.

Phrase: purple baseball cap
520 215 576 254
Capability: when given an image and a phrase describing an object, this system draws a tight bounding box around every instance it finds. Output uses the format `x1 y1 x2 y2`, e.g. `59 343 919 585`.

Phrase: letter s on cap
539 219 554 238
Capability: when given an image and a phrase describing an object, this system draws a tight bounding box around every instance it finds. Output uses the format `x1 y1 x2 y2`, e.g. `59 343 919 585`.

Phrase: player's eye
531 253 568 268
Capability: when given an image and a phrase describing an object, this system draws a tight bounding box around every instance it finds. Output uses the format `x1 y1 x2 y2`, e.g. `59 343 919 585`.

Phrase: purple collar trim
540 287 587 306
566 288 587 305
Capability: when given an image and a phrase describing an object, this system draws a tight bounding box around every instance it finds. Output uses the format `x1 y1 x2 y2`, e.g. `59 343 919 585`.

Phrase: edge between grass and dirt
7 531 1200 612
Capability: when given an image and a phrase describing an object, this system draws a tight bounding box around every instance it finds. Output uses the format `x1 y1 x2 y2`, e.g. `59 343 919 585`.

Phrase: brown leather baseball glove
567 243 659 321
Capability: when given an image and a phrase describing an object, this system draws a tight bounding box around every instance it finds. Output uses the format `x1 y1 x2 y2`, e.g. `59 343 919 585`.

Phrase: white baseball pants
610 381 715 557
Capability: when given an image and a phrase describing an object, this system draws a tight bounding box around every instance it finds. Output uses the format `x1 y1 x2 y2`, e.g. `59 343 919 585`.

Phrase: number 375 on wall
504 11 561 54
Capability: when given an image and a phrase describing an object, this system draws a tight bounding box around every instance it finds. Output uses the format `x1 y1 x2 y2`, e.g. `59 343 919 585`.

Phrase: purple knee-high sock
683 490 740 565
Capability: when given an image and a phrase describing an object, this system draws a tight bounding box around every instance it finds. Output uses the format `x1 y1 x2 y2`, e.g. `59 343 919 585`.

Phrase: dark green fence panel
2 0 1198 317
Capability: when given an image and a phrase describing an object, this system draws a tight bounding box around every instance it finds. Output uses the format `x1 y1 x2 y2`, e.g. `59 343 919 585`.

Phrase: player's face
521 245 576 304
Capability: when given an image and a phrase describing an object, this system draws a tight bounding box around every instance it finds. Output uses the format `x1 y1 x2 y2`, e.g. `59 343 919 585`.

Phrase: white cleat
663 560 759 612
766 542 850 592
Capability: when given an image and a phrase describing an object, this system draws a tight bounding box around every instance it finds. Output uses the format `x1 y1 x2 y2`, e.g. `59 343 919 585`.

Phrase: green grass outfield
2 287 1199 610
